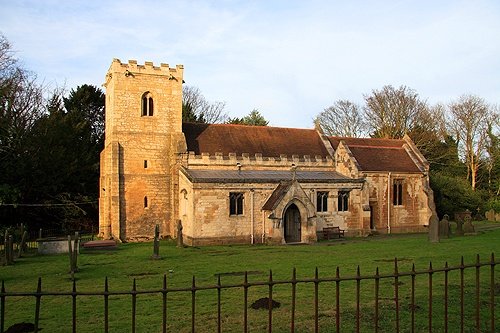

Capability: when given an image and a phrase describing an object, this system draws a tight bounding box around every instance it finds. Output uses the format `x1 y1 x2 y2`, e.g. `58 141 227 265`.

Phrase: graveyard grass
2 221 500 332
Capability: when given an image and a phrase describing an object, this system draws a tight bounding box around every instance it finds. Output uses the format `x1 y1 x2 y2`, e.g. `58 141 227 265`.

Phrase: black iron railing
1 253 498 333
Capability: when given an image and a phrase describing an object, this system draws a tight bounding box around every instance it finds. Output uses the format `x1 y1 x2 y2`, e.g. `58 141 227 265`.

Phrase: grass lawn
1 221 500 332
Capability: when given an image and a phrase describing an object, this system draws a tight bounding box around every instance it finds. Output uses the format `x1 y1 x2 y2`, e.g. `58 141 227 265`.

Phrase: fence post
374 267 380 333
444 262 449 333
243 271 248 333
191 276 196 333
162 275 167 333
1 281 5 333
217 274 221 333
291 268 296 333
314 267 319 333
104 277 109 333
356 266 361 333
394 258 400 333
460 256 465 333
410 263 416 333
475 254 480 332
490 253 495 333
428 261 433 333
34 278 42 332
72 279 77 333
268 270 273 333
131 279 137 333
335 266 340 333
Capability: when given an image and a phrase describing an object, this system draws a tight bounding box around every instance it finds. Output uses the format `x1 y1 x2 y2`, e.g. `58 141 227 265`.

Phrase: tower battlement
106 58 184 85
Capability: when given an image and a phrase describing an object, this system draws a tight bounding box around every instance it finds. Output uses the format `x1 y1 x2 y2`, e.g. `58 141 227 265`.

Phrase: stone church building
99 59 435 245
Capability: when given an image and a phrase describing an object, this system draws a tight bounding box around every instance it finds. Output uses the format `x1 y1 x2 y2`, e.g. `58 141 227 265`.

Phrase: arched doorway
284 204 301 243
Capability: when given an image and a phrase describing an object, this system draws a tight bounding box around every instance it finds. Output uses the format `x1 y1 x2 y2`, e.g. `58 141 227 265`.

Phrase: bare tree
0 35 45 161
448 94 495 190
182 86 227 124
364 85 428 139
315 99 365 137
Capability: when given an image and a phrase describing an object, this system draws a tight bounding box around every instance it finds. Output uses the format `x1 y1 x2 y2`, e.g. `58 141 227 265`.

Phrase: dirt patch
250 297 281 310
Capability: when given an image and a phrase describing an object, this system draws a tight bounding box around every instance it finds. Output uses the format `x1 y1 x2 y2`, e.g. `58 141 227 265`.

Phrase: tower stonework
99 59 186 241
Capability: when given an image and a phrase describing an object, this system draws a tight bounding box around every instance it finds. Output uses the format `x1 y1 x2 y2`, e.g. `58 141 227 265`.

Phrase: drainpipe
387 172 391 234
262 211 265 244
250 189 254 244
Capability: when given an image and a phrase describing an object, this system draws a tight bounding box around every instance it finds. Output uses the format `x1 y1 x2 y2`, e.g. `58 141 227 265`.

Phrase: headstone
463 215 475 234
177 220 184 248
425 186 439 243
18 231 28 258
152 224 160 259
68 233 79 277
438 214 450 238
7 234 14 265
455 218 464 236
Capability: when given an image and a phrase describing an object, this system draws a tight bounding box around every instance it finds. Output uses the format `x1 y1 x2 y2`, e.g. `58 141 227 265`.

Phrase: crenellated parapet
182 151 334 169
104 58 184 86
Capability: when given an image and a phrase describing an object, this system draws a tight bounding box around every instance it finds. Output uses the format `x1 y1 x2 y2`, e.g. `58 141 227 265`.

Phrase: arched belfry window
141 92 154 116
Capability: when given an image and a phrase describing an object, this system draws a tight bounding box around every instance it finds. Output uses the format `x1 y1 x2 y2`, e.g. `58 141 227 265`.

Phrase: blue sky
1 0 499 128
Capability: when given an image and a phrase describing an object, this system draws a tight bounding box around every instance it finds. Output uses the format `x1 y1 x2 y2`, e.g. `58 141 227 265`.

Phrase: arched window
141 92 154 116
393 179 403 206
144 196 148 208
337 191 349 212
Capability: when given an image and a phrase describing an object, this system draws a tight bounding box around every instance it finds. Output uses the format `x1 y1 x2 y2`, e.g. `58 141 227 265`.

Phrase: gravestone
463 215 475 234
425 186 439 243
455 219 464 236
152 224 160 259
177 220 184 248
438 214 450 238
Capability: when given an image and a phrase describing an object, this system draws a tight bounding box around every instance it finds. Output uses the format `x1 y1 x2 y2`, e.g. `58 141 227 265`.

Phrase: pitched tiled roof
328 137 422 173
181 169 362 184
182 123 329 158
328 137 405 149
262 182 291 211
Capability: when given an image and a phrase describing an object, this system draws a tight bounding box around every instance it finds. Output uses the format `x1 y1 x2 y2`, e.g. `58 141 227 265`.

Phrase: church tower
99 59 186 241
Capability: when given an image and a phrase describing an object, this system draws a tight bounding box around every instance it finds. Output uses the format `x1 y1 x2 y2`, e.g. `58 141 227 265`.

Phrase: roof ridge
348 144 403 149
329 136 405 142
183 122 316 131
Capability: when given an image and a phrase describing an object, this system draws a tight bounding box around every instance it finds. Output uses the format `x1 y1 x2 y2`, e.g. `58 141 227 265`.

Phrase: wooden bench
322 227 345 240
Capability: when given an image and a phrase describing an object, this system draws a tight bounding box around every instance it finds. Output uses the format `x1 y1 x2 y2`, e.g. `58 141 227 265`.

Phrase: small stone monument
177 220 184 248
463 214 476 234
68 232 79 278
455 218 464 236
439 214 450 238
425 186 439 243
152 224 160 259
